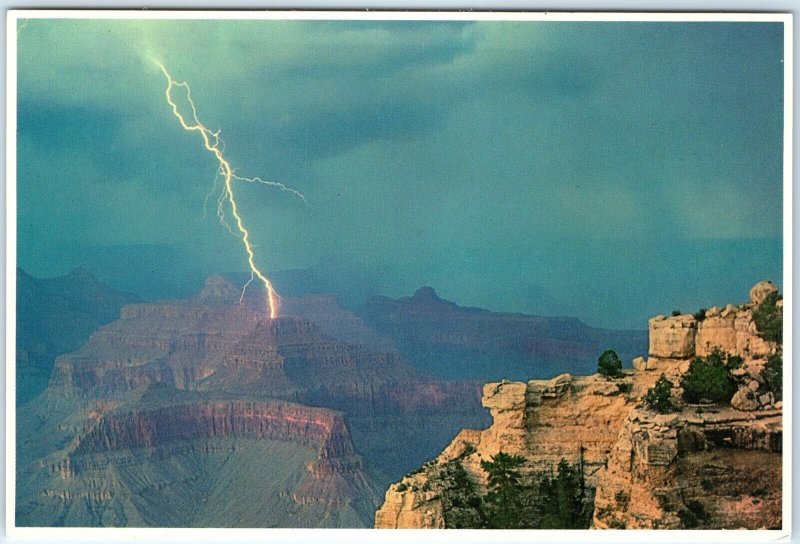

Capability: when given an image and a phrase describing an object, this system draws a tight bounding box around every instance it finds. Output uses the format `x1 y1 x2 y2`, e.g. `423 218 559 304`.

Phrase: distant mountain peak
413 286 440 301
196 274 240 304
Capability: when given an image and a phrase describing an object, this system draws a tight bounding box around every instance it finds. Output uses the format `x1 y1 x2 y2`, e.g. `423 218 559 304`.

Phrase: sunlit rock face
376 282 783 530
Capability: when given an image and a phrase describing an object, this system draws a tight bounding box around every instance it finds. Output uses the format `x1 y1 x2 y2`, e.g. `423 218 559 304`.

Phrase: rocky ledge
374 281 783 530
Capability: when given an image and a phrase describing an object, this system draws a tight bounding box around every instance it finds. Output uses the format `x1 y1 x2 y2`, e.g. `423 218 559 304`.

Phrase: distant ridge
16 267 139 405
357 286 647 381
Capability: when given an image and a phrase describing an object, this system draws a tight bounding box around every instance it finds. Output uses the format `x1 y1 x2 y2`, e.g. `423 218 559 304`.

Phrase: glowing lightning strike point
154 60 295 319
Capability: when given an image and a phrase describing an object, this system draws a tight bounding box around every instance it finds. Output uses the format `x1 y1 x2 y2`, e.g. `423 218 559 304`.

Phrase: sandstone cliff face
649 283 779 361
592 406 781 529
375 373 636 528
375 282 783 530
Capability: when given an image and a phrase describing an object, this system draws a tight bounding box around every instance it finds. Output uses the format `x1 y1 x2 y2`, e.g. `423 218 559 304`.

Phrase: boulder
750 281 778 306
731 388 759 411
649 315 696 359
632 356 648 371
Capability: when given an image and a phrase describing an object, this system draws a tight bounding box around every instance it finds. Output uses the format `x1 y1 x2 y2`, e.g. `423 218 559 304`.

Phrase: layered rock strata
593 406 781 529
18 393 378 527
21 275 489 527
375 373 636 528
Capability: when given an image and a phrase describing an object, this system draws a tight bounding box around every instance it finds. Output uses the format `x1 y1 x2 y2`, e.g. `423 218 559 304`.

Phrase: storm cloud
16 18 784 328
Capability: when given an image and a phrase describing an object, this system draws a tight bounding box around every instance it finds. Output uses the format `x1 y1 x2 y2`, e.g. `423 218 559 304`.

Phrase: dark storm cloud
268 90 449 158
16 18 785 328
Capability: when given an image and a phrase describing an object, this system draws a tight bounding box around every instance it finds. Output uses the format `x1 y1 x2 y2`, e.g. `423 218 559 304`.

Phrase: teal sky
16 18 784 328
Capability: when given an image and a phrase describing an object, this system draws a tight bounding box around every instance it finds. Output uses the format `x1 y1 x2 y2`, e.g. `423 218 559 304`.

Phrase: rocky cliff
374 281 783 530
647 283 778 362
592 405 781 529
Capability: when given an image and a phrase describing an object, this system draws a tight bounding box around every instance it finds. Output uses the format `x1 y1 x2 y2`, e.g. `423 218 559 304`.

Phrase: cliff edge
375 281 783 529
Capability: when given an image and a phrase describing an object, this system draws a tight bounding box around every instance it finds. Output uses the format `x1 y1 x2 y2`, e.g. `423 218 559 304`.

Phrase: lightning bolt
154 60 304 319
231 173 309 206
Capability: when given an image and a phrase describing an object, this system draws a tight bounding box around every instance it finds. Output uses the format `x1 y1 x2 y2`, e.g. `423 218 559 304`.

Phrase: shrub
449 452 596 529
753 291 782 343
462 442 477 457
671 310 682 317
762 354 782 401
727 354 744 370
678 500 708 528
616 382 633 395
396 482 408 492
644 374 676 413
597 349 623 379
681 351 737 404
693 308 707 321
614 490 630 509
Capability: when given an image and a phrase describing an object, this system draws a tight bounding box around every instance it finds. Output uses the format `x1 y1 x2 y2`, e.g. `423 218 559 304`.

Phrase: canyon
17 274 488 527
374 281 783 530
20 268 766 530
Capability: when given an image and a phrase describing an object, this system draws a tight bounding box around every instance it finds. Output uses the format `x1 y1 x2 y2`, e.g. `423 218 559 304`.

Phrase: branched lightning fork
231 173 309 206
154 60 306 318
202 169 221 220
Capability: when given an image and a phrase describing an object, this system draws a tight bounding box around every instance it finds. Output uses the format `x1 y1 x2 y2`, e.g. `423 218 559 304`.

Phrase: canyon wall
19 395 379 527
19 275 488 528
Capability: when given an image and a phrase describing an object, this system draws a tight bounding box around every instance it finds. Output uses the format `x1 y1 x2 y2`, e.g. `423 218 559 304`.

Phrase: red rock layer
73 400 352 456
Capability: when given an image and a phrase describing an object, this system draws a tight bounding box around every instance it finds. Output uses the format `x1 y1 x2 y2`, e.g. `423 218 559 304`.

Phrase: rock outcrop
649 286 780 362
592 406 781 529
375 373 636 528
649 315 697 359
375 282 783 530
